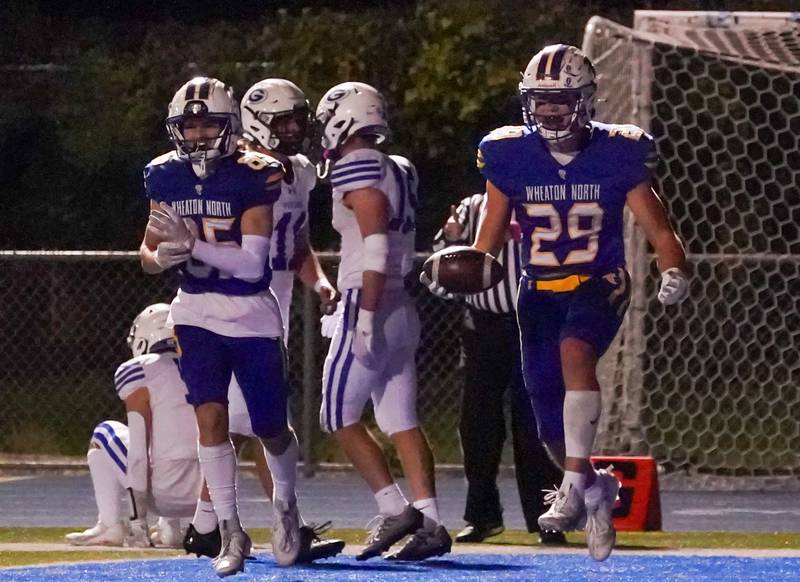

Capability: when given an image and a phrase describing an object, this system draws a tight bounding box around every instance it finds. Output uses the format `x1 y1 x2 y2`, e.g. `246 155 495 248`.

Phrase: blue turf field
2 554 799 581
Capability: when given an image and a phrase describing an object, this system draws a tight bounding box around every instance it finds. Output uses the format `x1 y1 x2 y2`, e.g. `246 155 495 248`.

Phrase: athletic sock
561 390 602 496
374 483 407 516
412 497 441 528
198 441 238 522
87 448 123 527
192 499 218 534
262 431 299 505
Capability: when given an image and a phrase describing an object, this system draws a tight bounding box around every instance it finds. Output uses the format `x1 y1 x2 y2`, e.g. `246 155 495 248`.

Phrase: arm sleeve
191 234 270 282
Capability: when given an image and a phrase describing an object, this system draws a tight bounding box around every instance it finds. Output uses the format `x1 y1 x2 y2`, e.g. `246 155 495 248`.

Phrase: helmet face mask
241 79 312 155
166 77 240 163
518 45 596 143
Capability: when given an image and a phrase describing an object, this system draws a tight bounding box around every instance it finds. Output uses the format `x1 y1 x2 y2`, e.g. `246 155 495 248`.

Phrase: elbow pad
363 233 389 274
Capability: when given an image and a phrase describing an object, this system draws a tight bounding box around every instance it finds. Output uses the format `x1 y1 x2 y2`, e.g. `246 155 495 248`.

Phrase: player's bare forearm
473 180 511 256
140 238 164 274
296 245 322 288
627 182 687 273
361 270 386 311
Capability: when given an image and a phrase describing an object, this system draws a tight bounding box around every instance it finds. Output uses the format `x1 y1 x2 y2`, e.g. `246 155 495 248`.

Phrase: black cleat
183 523 222 559
356 505 424 561
296 521 346 563
538 529 568 545
386 525 452 561
454 522 505 543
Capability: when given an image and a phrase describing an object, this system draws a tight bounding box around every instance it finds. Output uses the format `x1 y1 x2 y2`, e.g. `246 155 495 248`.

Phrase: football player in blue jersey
470 45 689 561
139 77 307 576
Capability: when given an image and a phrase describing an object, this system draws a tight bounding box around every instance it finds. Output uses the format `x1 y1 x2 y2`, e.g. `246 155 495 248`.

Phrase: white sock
263 432 299 505
563 390 602 460
374 483 407 516
87 448 123 527
192 499 218 534
198 441 238 522
560 470 588 496
412 498 441 528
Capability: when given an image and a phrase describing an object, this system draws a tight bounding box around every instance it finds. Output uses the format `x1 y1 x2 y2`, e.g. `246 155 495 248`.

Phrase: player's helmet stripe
198 81 210 100
548 45 567 80
184 84 196 100
536 44 567 80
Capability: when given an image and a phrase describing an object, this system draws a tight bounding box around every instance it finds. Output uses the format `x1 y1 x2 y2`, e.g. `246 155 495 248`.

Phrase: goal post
583 11 800 488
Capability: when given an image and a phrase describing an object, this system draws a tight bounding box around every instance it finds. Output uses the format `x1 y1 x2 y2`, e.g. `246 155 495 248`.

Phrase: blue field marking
2 554 799 581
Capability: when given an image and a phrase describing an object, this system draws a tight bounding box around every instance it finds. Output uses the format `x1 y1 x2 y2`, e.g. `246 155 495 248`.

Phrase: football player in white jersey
183 78 343 563
314 82 451 561
66 304 201 548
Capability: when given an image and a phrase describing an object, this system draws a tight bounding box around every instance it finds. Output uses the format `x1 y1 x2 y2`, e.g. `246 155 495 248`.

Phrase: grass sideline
2 528 800 568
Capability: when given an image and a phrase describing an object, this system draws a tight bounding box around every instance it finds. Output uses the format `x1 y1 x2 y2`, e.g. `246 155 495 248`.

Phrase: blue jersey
478 122 656 278
144 150 283 295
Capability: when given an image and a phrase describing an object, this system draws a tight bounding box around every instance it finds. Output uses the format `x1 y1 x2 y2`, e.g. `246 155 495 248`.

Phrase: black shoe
455 522 505 543
356 505 424 561
296 521 346 563
386 525 452 561
183 523 222 558
539 529 568 545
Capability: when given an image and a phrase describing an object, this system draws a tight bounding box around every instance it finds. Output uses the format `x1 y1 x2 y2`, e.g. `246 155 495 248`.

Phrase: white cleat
214 518 252 578
150 517 184 548
126 518 153 548
584 467 621 561
271 498 302 566
537 484 586 533
65 521 125 546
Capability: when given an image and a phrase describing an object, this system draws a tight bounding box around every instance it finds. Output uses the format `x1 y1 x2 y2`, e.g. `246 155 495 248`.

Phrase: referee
431 193 565 545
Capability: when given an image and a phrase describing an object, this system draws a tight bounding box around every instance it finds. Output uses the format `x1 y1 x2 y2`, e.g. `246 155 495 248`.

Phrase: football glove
315 278 340 316
352 308 377 366
657 268 689 305
320 301 343 339
154 241 191 269
147 202 195 250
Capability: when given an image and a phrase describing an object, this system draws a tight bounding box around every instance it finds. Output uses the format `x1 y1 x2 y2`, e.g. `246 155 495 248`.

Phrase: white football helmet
127 303 175 357
315 82 390 152
519 44 596 141
165 77 240 162
240 79 312 155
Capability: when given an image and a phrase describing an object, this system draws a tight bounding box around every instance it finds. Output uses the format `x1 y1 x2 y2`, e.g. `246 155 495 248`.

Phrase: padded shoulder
330 148 385 194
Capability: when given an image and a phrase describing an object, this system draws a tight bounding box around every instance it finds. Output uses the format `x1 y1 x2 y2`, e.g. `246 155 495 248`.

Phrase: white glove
154 241 191 269
419 271 454 299
320 300 344 339
658 267 689 305
352 308 377 366
147 202 195 250
126 518 152 548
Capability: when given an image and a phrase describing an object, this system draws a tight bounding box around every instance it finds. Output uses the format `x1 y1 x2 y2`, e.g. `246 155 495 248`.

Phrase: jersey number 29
524 202 603 266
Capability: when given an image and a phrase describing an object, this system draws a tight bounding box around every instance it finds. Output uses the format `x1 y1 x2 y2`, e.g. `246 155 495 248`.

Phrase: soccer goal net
583 11 800 488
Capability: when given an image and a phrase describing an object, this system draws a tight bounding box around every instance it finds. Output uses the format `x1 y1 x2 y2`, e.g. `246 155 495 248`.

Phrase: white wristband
356 308 375 334
363 233 389 274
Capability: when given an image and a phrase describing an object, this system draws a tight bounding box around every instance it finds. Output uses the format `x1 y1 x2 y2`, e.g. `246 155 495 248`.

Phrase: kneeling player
66 304 201 547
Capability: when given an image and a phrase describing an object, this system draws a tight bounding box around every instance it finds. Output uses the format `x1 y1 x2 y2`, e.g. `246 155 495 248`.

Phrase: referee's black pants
459 306 563 532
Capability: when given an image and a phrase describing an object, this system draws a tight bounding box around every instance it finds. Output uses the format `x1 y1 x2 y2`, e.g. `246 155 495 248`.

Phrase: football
422 246 504 294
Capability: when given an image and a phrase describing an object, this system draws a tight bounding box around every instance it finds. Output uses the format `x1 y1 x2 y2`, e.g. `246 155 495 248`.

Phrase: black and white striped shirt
432 193 520 315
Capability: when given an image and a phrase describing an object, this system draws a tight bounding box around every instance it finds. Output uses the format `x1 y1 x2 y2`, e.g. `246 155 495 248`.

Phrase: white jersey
114 353 198 464
269 154 316 336
330 149 417 291
270 153 315 273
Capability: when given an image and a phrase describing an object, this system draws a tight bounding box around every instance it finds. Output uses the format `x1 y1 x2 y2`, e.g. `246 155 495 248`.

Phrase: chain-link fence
584 13 800 487
0 252 468 469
